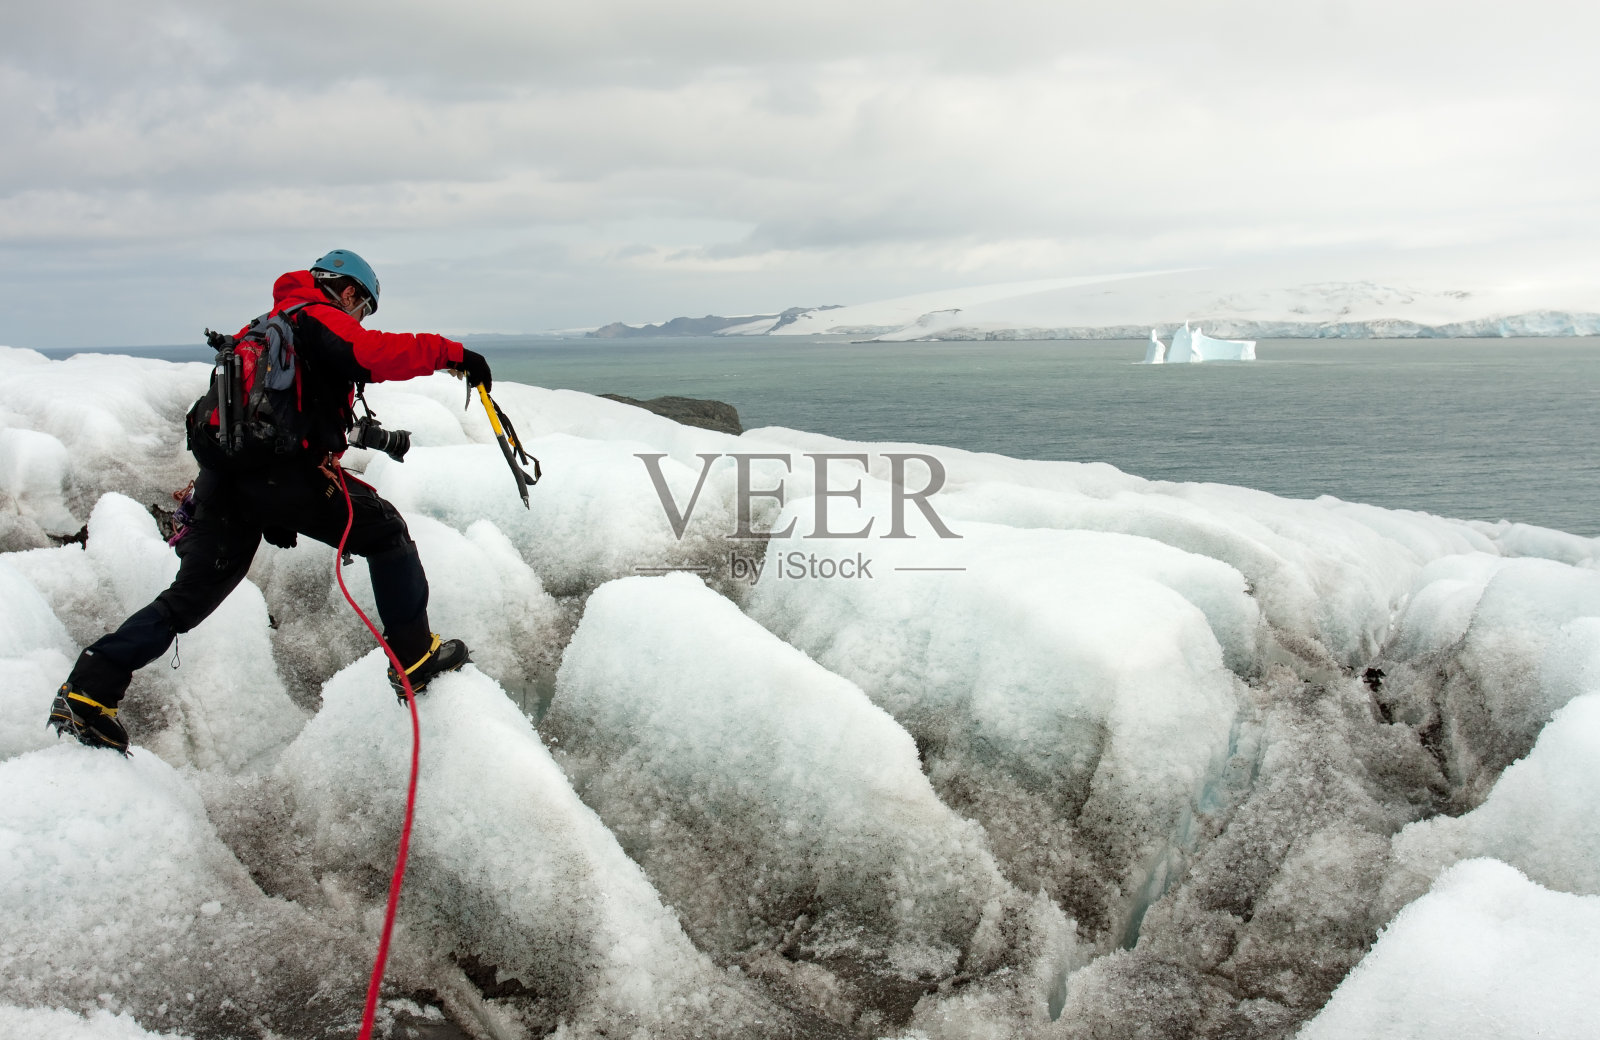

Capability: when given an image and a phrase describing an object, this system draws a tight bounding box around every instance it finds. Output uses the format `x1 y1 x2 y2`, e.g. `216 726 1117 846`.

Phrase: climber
48 249 493 753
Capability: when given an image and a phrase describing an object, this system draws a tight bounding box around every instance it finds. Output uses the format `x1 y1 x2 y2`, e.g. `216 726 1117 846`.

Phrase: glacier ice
0 1006 194 1040
0 347 208 552
366 431 740 598
275 653 796 1038
0 745 376 1038
1381 692 1600 913
0 427 76 543
2 345 1599 1038
549 573 1078 1029
1377 554 1600 801
5 494 306 772
744 513 1249 946
0 555 74 760
1299 859 1600 1040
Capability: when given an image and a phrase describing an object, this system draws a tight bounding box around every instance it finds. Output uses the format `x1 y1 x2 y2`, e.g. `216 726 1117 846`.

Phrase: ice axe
468 381 540 508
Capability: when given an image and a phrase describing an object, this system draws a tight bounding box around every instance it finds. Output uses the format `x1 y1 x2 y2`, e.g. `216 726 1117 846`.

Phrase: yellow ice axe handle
475 384 540 508
477 384 507 440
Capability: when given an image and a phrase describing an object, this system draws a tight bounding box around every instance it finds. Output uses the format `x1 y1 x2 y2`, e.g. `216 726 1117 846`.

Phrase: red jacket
249 271 466 457
263 271 464 382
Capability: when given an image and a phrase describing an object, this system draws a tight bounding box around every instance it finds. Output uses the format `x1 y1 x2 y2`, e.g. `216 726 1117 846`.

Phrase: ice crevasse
1 343 1599 1039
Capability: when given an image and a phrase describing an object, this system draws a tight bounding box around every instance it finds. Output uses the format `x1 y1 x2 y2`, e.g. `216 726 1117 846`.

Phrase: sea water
476 335 1600 538
40 336 1600 536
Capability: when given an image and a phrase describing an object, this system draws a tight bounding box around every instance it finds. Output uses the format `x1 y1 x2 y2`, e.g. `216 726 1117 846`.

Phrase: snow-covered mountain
724 243 1600 340
3 345 1599 1039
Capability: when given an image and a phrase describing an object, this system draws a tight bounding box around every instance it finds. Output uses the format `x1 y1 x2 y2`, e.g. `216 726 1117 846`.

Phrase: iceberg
2 344 1599 1038
1146 322 1257 363
1143 329 1167 364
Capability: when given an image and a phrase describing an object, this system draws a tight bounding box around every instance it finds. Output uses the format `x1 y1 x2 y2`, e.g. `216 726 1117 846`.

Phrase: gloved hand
263 526 298 549
453 349 492 391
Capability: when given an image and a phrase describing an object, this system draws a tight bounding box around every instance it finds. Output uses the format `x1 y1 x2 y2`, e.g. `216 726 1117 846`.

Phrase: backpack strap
255 302 317 392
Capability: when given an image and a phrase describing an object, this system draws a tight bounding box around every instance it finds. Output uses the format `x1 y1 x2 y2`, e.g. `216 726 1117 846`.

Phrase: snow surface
757 242 1600 341
716 315 784 336
3 344 1600 1039
0 1006 193 1040
1298 859 1600 1040
764 274 1157 338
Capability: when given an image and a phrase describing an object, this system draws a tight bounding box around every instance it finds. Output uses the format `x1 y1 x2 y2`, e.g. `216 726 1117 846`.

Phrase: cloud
3 1 1599 345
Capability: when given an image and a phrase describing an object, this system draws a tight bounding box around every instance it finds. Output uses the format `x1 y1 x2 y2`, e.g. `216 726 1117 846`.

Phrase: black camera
349 415 411 463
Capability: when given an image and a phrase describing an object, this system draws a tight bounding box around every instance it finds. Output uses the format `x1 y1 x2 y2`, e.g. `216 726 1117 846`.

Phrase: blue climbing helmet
310 249 380 315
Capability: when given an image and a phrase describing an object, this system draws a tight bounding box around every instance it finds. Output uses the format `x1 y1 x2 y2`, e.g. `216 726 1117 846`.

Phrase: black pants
68 465 432 706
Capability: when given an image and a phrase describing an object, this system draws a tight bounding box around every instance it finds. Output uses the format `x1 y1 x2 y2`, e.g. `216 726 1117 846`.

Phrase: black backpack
185 303 313 470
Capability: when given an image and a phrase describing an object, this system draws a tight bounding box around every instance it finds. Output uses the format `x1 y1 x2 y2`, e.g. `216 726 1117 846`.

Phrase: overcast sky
3 1 1597 347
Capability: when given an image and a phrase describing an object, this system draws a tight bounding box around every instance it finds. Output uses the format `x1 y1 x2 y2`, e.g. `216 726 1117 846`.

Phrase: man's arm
297 301 465 383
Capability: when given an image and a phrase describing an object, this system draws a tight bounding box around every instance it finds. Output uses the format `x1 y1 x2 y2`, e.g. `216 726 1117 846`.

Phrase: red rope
332 467 421 1040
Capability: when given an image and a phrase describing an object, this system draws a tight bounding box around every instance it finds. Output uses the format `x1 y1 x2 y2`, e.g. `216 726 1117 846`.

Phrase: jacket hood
272 270 334 312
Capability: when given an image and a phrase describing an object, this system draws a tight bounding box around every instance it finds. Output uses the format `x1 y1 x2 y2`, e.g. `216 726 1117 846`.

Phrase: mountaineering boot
47 683 130 755
388 634 470 703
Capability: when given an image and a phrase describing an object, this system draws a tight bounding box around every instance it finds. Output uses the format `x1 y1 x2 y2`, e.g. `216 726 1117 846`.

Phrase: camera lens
379 429 411 463
351 420 411 463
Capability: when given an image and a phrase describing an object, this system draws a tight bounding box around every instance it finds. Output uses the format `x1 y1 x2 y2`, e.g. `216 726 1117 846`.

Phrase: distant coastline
585 305 841 339
559 309 1600 341
566 251 1600 343
868 311 1600 341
